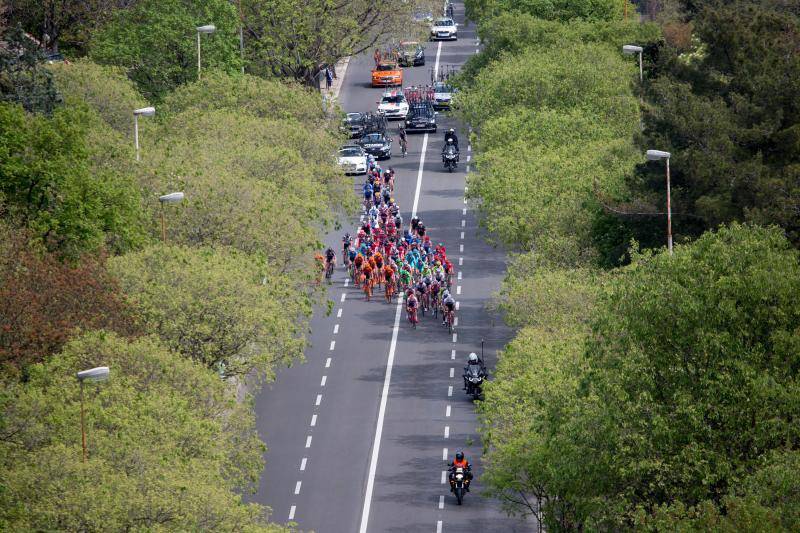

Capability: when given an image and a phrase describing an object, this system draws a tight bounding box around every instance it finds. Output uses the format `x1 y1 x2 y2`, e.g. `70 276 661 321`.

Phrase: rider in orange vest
448 451 473 492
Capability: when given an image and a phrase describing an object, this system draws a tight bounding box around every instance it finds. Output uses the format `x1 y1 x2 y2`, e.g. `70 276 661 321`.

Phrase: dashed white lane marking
320 375 327 387
456 285 462 295
459 257 463 266
294 481 302 495
289 505 296 520
337 308 343 318
455 301 460 310
439 495 445 509
467 145 471 152
466 164 470 173
461 219 465 227
457 271 462 280
454 317 459 327
466 155 471 162
329 340 336 351
449 368 454 378
448 385 453 397
459 244 464 252
446 405 451 417
437 520 443 533
444 426 450 438
441 471 447 484
325 357 331 368
315 394 322 406
453 332 458 343
333 324 339 334
340 293 346 302
300 457 307 471
462 207 467 215
310 414 317 427
464 195 468 203
442 447 448 460
475 48 479 53
305 435 312 448
460 231 465 239
464 185 468 193
451 349 456 360
344 279 349 287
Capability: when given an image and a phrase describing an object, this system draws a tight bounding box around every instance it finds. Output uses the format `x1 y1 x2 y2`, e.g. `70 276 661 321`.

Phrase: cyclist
398 126 408 157
442 291 456 327
406 289 419 326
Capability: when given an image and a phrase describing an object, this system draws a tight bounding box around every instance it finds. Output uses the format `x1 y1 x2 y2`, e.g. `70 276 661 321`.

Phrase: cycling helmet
449 128 455 133
469 353 478 363
442 290 450 299
455 451 464 461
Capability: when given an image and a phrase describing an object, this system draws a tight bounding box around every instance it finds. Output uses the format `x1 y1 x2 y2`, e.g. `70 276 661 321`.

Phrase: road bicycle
407 305 419 328
444 308 455 334
325 260 335 282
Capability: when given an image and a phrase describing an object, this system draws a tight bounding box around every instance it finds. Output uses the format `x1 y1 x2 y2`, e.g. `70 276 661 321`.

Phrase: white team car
338 145 368 175
430 17 458 40
377 90 409 120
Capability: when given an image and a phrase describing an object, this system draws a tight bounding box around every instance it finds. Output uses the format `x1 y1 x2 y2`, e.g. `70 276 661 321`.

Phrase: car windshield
377 64 396 71
346 113 362 121
382 95 406 104
434 83 452 93
340 147 363 157
435 19 454 26
363 134 384 143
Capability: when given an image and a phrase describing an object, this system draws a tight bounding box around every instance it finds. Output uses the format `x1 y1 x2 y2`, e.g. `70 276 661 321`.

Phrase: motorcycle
451 467 469 505
442 140 459 172
465 364 484 401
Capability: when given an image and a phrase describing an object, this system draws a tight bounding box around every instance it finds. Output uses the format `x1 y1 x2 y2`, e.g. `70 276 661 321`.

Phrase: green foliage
0 25 61 114
109 244 309 379
48 59 149 134
459 14 660 84
0 331 284 531
466 0 628 26
0 102 145 257
483 225 800 529
89 0 243 100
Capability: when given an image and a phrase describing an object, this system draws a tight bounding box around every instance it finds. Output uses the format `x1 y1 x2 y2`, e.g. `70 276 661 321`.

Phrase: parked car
398 41 425 67
338 145 368 175
371 60 403 87
430 18 458 40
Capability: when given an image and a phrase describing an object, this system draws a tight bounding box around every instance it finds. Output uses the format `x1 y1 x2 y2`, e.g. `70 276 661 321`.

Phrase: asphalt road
251 5 533 532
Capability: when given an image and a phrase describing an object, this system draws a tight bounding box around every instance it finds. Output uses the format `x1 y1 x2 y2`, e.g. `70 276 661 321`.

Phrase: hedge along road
251 3 532 531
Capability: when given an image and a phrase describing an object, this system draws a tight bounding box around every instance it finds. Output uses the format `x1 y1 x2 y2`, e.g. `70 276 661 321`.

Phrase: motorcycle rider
463 352 487 391
443 128 459 151
448 451 473 492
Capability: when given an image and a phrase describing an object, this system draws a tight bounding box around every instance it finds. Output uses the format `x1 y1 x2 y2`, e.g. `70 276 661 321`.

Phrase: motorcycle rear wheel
455 486 463 505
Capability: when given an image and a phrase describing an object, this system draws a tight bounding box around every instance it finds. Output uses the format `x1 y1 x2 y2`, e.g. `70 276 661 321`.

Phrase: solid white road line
300 457 307 471
439 495 445 509
310 414 317 427
448 385 453 397
315 394 322 406
289 505 296 520
337 308 343 318
333 324 339 334
444 426 450 438
359 42 441 533
320 375 327 387
325 357 331 368
305 435 312 448
443 447 448 460
294 481 302 495
329 340 336 351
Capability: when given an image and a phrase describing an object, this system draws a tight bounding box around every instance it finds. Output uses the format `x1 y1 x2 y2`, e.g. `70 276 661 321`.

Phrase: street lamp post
646 149 673 254
76 366 110 462
133 107 155 161
623 45 643 82
196 24 216 80
158 192 185 243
